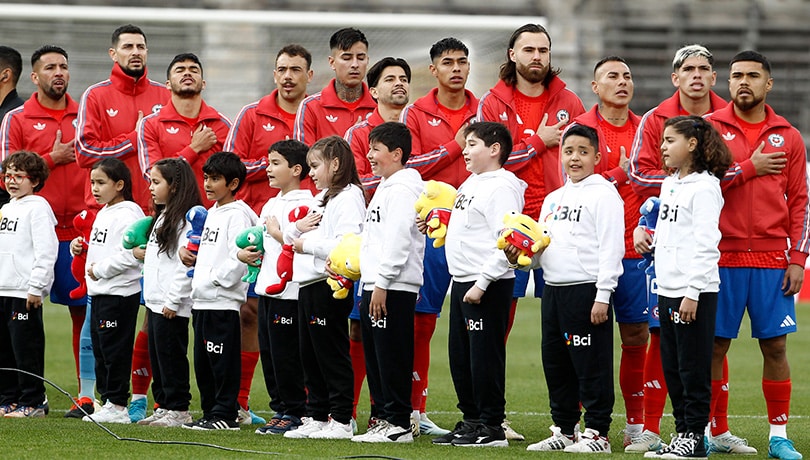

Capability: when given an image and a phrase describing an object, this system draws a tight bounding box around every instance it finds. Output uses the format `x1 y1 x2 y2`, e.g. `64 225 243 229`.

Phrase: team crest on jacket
722 131 736 141
106 108 118 117
326 115 338 123
166 126 179 134
768 133 785 148
151 104 163 114
556 110 570 123
33 122 46 131
262 123 275 131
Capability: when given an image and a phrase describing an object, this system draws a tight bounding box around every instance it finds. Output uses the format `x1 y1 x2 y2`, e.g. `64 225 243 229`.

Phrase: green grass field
2 296 809 459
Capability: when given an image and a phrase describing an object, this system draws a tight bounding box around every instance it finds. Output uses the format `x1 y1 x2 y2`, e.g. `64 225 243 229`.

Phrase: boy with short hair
351 122 424 444
522 124 624 453
183 151 259 431
433 121 526 448
0 151 57 418
245 140 313 435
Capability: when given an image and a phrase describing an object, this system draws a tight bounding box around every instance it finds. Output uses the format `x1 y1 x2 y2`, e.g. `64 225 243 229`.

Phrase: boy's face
3 165 37 199
462 132 499 174
367 140 402 179
560 134 600 183
203 172 238 205
266 150 300 191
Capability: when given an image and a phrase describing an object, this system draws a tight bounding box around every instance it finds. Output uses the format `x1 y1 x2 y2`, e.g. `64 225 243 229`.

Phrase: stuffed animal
496 211 551 266
264 205 309 295
236 225 265 283
69 209 97 300
637 196 660 275
184 205 208 277
326 232 362 299
414 180 457 248
122 216 154 250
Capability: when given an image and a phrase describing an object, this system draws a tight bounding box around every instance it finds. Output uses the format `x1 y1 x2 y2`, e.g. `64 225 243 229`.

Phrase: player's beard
171 81 202 98
120 63 145 79
733 92 764 112
42 81 67 101
516 59 549 84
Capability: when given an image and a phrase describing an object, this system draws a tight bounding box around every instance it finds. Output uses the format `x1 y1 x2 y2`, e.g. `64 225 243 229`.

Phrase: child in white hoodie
0 151 57 418
634 116 731 458
73 158 145 424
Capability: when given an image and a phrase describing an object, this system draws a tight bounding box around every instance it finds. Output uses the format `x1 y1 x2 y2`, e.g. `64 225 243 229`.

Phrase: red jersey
401 87 478 188
1 93 84 240
476 77 585 218
224 91 316 213
571 105 642 257
344 108 384 196
707 102 810 267
293 78 376 146
76 65 170 212
137 99 231 204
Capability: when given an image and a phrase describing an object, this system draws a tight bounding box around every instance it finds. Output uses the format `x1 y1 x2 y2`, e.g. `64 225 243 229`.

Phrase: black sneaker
451 423 508 447
64 397 94 419
663 432 706 459
182 416 240 431
432 420 476 445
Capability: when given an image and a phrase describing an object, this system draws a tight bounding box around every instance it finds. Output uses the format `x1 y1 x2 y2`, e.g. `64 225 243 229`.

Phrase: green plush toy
122 216 154 250
235 225 265 283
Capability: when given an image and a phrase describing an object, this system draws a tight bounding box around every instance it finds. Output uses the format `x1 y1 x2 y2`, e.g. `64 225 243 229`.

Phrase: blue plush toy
637 196 660 275
185 205 208 277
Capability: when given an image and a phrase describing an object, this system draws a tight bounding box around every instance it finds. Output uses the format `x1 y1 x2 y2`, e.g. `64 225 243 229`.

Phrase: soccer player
706 50 808 460
293 27 375 146
0 46 24 208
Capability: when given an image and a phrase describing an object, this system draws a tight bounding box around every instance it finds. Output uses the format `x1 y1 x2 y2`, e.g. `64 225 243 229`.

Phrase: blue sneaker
128 398 147 423
769 437 803 460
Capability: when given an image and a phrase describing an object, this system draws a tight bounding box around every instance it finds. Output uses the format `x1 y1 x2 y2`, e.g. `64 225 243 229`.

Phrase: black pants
448 278 512 427
360 288 415 429
659 293 716 434
192 309 241 421
90 293 140 406
542 283 614 436
298 280 353 424
147 310 191 411
258 296 306 417
0 297 45 407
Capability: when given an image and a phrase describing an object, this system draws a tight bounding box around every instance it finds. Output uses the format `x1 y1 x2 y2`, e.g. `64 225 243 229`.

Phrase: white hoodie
191 200 259 311
255 189 314 299
445 168 527 290
142 214 194 317
539 173 624 304
0 195 57 299
653 171 722 300
86 200 145 297
360 168 425 293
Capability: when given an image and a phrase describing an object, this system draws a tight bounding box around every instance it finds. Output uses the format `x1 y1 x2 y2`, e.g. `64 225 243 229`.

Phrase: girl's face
149 167 171 206
660 126 696 177
90 167 124 206
3 165 37 199
307 150 336 190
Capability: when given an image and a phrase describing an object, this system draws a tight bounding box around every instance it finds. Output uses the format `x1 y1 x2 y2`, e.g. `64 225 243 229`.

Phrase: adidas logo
262 123 275 131
772 413 788 423
326 115 338 123
33 122 46 131
428 118 441 127
412 371 421 382
133 367 150 377
516 114 524 125
106 108 118 117
166 126 179 134
644 379 663 390
722 132 736 141
781 315 796 328
631 391 644 397
499 111 508 121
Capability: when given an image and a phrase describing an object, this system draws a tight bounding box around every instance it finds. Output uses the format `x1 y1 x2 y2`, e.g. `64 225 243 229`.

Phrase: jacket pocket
0 252 25 290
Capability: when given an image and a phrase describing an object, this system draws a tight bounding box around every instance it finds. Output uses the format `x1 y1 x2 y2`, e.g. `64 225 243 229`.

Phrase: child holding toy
351 123 424 444
0 151 57 418
286 136 365 440
634 116 731 458
432 121 526 448
518 125 624 453
241 140 313 435
72 158 145 424
136 158 201 427
182 152 258 431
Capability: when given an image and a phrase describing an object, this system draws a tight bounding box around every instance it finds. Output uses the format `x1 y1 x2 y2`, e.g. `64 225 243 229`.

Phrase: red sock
711 358 730 436
504 298 518 343
412 312 437 412
621 344 646 425
237 351 260 409
130 330 152 396
350 338 365 420
763 378 791 425
69 307 85 385
642 332 667 434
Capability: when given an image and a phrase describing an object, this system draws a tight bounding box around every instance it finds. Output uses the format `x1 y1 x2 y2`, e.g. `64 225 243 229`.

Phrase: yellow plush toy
413 180 457 248
496 211 551 266
326 233 362 299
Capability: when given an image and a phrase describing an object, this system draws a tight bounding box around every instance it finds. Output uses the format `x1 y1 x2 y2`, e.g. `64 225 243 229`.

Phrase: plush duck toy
414 180 457 248
326 232 362 299
496 211 551 266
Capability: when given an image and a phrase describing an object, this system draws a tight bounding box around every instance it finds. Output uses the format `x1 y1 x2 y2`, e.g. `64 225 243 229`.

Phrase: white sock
770 424 788 439
131 394 146 402
78 378 96 399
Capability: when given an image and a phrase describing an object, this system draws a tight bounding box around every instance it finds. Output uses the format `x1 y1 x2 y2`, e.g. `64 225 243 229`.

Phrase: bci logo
309 316 326 326
273 315 293 325
99 320 118 329
0 217 19 232
206 340 224 354
564 332 591 347
371 317 387 329
12 312 28 321
466 318 483 331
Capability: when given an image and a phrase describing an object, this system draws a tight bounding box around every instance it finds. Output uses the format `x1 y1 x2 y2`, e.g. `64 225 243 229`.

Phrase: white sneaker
309 418 353 439
564 428 611 453
527 425 577 451
410 413 421 438
82 401 130 424
352 419 389 442
369 420 414 443
283 416 327 439
645 434 682 458
626 429 664 453
150 410 192 427
137 408 168 425
708 431 758 454
623 423 644 447
502 419 525 441
419 412 450 436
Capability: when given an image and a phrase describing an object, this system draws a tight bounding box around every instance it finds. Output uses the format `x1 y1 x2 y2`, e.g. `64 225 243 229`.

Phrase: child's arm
91 212 145 279
163 224 194 318
29 204 58 310
681 185 724 320
211 214 256 289
303 190 364 260
593 190 626 318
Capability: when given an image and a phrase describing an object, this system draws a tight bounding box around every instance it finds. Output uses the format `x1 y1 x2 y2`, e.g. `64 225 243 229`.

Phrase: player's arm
629 111 667 198
403 107 465 179
136 115 162 180
226 106 267 185
75 90 137 167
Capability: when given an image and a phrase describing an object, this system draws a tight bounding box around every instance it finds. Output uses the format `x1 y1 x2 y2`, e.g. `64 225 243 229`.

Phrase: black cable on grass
1 368 284 455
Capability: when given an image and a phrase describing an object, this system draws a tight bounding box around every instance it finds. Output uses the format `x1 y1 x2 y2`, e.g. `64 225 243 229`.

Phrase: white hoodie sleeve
164 223 193 312
476 187 523 291
28 202 58 296
376 183 420 290
594 189 625 303
92 208 144 279
212 208 255 290
304 186 365 260
685 184 723 300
